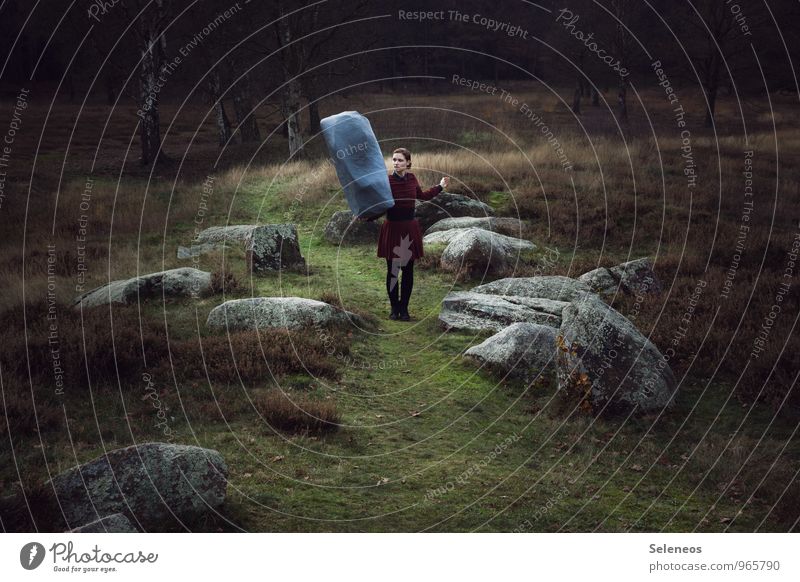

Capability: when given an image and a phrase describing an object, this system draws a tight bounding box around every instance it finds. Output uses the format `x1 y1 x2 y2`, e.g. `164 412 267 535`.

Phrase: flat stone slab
195 225 257 244
425 216 524 237
471 276 593 303
439 291 568 333
206 297 359 331
73 267 212 309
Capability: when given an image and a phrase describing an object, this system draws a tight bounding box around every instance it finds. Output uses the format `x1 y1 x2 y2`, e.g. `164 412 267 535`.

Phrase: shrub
210 270 241 295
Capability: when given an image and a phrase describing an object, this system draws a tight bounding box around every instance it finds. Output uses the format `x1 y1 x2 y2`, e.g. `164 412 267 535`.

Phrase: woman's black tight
386 258 414 312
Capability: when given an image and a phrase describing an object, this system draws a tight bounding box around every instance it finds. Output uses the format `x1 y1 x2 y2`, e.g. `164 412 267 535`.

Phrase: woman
367 148 449 321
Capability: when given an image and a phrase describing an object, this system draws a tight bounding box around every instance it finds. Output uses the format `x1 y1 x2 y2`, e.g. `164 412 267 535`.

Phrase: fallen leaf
630 464 643 472
271 455 284 463
409 410 421 417
376 477 389 485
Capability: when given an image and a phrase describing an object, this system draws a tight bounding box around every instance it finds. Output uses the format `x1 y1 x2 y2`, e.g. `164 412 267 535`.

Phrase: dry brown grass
0 298 349 440
253 389 340 435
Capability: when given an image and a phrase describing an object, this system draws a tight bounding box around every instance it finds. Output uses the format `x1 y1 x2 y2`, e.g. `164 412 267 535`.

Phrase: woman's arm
416 176 450 201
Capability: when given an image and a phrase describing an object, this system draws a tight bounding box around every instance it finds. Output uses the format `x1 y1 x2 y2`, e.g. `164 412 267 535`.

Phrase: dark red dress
377 172 443 261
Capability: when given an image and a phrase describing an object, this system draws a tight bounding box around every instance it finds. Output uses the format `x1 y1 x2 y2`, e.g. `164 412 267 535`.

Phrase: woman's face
392 153 409 174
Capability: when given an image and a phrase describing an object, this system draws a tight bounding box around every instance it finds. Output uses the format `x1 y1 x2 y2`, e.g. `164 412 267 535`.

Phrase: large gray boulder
245 224 306 273
73 268 212 309
324 210 380 245
50 443 228 531
464 322 558 384
439 228 535 275
415 192 495 231
69 513 138 533
472 275 593 303
207 297 359 331
578 258 662 296
556 293 676 414
426 216 524 237
439 291 568 333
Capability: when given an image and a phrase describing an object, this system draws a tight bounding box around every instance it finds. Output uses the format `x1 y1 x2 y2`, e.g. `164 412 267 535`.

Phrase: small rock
324 210 380 245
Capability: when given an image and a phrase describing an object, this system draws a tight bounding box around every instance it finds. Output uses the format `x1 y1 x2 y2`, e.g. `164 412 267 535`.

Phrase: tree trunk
277 10 304 159
572 81 581 115
617 76 628 121
232 73 261 142
612 0 629 123
137 1 168 166
308 99 321 135
704 55 722 127
281 79 304 159
208 70 233 147
138 33 166 165
704 83 718 128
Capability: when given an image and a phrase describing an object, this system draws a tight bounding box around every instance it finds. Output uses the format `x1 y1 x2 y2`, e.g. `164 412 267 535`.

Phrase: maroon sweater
377 172 443 260
386 172 442 216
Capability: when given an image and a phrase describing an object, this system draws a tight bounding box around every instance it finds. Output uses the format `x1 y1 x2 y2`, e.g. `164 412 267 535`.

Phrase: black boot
398 260 414 321
389 296 400 320
386 259 401 320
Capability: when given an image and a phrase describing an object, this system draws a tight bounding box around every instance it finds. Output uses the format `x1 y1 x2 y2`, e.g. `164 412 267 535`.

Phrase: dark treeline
1 0 798 164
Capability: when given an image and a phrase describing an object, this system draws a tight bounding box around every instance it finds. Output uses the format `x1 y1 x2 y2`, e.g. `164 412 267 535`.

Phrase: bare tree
611 0 631 122
119 0 173 165
664 0 775 127
275 7 304 159
207 69 233 146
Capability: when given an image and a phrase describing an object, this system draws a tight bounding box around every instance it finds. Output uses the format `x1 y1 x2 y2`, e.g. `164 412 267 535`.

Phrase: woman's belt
386 207 415 221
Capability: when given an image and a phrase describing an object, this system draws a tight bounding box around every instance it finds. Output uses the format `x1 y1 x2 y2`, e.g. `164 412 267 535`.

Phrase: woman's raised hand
439 176 450 190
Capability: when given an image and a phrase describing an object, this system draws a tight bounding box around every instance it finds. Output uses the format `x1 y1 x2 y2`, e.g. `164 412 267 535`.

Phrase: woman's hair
392 147 412 169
